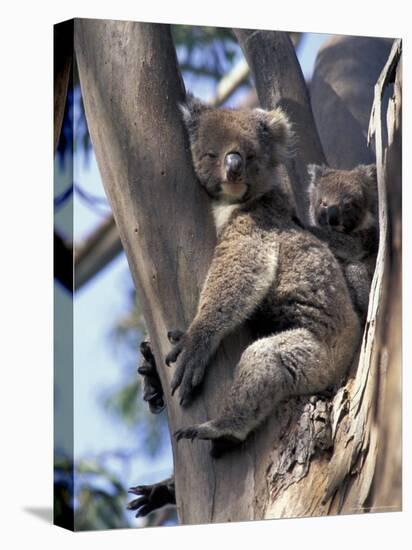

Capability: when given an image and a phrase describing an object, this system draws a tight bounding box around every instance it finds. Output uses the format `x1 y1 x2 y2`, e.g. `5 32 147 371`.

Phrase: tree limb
74 215 122 290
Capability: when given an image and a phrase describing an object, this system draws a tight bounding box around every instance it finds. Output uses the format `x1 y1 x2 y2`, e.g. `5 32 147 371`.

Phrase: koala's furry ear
254 107 294 162
178 94 208 132
357 164 377 184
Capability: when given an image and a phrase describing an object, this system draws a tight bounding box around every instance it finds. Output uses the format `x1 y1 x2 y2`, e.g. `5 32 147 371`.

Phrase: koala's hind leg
175 328 334 457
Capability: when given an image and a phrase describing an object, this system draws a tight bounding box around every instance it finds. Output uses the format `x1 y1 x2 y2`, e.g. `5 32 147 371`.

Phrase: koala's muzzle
318 204 341 227
224 153 242 181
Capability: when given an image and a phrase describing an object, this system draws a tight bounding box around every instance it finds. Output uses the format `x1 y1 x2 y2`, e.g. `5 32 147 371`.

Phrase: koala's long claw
127 496 146 509
128 485 150 496
137 364 153 376
171 363 186 395
165 343 183 366
179 395 192 408
143 390 158 401
167 330 184 344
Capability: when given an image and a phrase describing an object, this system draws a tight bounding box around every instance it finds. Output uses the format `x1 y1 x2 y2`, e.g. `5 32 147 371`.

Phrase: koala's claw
174 426 198 442
170 367 184 395
170 365 196 407
137 363 152 376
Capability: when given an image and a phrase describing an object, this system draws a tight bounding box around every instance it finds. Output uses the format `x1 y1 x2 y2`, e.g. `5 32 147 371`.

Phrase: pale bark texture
75 20 402 523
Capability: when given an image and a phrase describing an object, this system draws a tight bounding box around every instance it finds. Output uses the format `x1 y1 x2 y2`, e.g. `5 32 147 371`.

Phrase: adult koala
165 96 361 457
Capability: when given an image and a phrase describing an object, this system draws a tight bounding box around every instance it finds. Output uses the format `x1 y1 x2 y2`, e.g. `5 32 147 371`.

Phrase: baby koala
307 164 379 320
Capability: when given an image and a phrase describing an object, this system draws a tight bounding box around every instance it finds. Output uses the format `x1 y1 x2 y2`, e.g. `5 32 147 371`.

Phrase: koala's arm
166 226 280 406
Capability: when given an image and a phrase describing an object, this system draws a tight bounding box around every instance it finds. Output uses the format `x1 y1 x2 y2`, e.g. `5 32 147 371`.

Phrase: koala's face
307 165 377 233
180 97 292 203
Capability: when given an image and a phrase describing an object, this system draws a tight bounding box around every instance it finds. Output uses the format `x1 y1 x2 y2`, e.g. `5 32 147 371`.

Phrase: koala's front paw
165 329 208 407
127 479 175 517
138 341 165 414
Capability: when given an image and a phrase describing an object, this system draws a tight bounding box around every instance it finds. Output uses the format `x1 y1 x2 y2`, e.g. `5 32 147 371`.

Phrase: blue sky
54 31 331 528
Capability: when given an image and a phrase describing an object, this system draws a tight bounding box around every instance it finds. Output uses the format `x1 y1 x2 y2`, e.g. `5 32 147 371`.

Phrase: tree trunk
75 20 401 523
75 19 254 524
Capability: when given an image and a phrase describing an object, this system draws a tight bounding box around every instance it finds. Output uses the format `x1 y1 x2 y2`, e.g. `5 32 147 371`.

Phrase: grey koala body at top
165 96 362 456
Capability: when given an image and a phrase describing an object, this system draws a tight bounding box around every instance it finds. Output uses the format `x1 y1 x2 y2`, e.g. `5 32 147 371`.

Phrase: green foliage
172 25 239 80
54 455 130 531
75 461 129 530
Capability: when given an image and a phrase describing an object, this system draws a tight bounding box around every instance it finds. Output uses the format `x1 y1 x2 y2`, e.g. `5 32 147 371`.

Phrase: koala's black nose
327 205 340 226
224 153 242 180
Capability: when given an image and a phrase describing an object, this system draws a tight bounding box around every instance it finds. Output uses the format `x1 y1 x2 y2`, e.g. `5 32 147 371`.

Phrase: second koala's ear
357 164 377 184
178 94 208 132
255 107 294 162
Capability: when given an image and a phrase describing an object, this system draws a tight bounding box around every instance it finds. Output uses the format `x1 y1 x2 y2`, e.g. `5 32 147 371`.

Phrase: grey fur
306 164 379 320
167 99 361 455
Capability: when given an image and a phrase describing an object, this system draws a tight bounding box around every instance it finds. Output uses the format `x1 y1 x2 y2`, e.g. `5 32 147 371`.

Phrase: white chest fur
212 203 238 234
